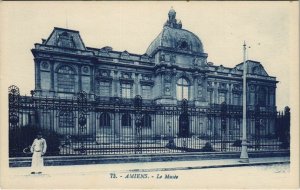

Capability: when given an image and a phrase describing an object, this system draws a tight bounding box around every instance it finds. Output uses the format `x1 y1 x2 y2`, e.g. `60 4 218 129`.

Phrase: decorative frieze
140 74 154 86
95 69 112 81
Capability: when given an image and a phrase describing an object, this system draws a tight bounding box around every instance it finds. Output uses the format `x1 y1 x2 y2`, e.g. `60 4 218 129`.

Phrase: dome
146 9 204 56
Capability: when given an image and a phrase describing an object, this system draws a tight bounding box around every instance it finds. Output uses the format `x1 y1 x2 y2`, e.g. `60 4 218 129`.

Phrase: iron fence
8 85 290 157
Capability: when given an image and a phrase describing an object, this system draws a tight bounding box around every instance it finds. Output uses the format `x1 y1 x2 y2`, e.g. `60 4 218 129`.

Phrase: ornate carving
193 57 204 66
99 47 111 56
198 86 203 98
57 31 75 48
164 8 182 29
121 51 130 59
219 83 227 89
207 81 212 87
164 83 171 95
233 84 242 91
249 84 255 91
170 54 176 64
96 69 111 78
141 54 150 61
141 74 152 81
164 73 172 82
197 75 206 85
217 65 224 72
159 54 165 62
82 66 89 74
41 61 49 69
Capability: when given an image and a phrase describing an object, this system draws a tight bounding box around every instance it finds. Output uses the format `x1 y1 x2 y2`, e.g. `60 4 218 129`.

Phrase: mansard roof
43 27 86 50
235 60 269 76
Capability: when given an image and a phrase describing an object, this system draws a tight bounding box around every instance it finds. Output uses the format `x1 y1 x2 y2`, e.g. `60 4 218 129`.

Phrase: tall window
219 92 226 104
233 93 241 105
59 111 75 128
121 114 131 127
142 114 152 128
121 83 132 98
258 88 267 106
57 66 75 92
141 86 152 99
97 81 111 96
176 78 189 100
100 112 111 128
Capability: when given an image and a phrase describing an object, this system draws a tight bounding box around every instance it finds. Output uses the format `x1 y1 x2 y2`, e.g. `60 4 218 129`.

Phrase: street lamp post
240 41 249 163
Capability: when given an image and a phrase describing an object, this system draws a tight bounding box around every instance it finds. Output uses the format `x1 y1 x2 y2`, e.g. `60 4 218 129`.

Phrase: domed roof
146 9 204 56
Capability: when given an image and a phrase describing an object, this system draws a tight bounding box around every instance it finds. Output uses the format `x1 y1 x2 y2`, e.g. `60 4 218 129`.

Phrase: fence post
282 106 290 149
221 102 227 151
134 95 143 154
8 85 20 156
255 104 261 150
77 91 87 154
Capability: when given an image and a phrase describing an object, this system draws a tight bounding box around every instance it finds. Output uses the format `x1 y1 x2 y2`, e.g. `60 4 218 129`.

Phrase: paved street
1 157 296 189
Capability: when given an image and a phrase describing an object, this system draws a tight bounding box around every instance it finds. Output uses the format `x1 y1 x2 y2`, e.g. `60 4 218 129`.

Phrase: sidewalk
2 156 292 189
8 156 290 176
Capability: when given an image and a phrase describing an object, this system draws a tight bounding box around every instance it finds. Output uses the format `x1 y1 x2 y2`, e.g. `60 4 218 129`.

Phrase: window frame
176 77 189 100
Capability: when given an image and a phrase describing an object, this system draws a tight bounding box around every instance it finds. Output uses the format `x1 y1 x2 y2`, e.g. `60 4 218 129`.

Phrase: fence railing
8 85 290 157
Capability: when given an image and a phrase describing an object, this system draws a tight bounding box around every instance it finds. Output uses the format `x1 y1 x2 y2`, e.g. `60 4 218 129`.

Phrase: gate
8 85 289 157
178 99 189 138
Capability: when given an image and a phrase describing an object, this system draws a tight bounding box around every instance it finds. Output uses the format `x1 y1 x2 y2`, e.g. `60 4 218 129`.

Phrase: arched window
258 88 267 106
176 77 189 100
121 114 131 127
142 114 151 128
100 112 111 128
59 111 75 128
57 66 75 92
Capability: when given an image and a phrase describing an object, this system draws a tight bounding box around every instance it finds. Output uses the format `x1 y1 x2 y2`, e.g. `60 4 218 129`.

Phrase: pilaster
35 59 41 91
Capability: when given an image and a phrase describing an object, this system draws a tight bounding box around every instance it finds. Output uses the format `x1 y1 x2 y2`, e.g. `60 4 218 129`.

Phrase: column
113 71 119 97
134 73 139 96
137 74 141 96
35 59 41 90
50 61 55 91
193 77 197 101
78 66 82 92
90 66 94 94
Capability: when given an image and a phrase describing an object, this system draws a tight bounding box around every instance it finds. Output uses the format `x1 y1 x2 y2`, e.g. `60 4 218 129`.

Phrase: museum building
30 9 277 140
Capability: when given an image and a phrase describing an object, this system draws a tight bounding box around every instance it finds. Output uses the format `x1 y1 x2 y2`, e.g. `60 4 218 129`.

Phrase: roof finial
168 7 176 19
164 7 182 29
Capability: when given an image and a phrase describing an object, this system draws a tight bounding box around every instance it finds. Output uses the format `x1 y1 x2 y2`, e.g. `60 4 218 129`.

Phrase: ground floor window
121 113 131 127
142 114 151 128
100 112 111 128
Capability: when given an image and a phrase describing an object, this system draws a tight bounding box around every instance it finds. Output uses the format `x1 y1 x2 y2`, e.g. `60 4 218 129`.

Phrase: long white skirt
31 152 44 172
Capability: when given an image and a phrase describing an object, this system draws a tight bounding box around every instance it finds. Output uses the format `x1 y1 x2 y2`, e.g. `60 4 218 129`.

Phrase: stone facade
31 9 277 139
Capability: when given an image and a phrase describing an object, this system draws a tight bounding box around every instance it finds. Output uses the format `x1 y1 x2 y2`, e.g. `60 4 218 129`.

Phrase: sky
0 1 299 110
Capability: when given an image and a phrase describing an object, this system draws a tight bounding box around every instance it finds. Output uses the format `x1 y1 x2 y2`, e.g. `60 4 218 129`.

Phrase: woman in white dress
30 132 47 174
